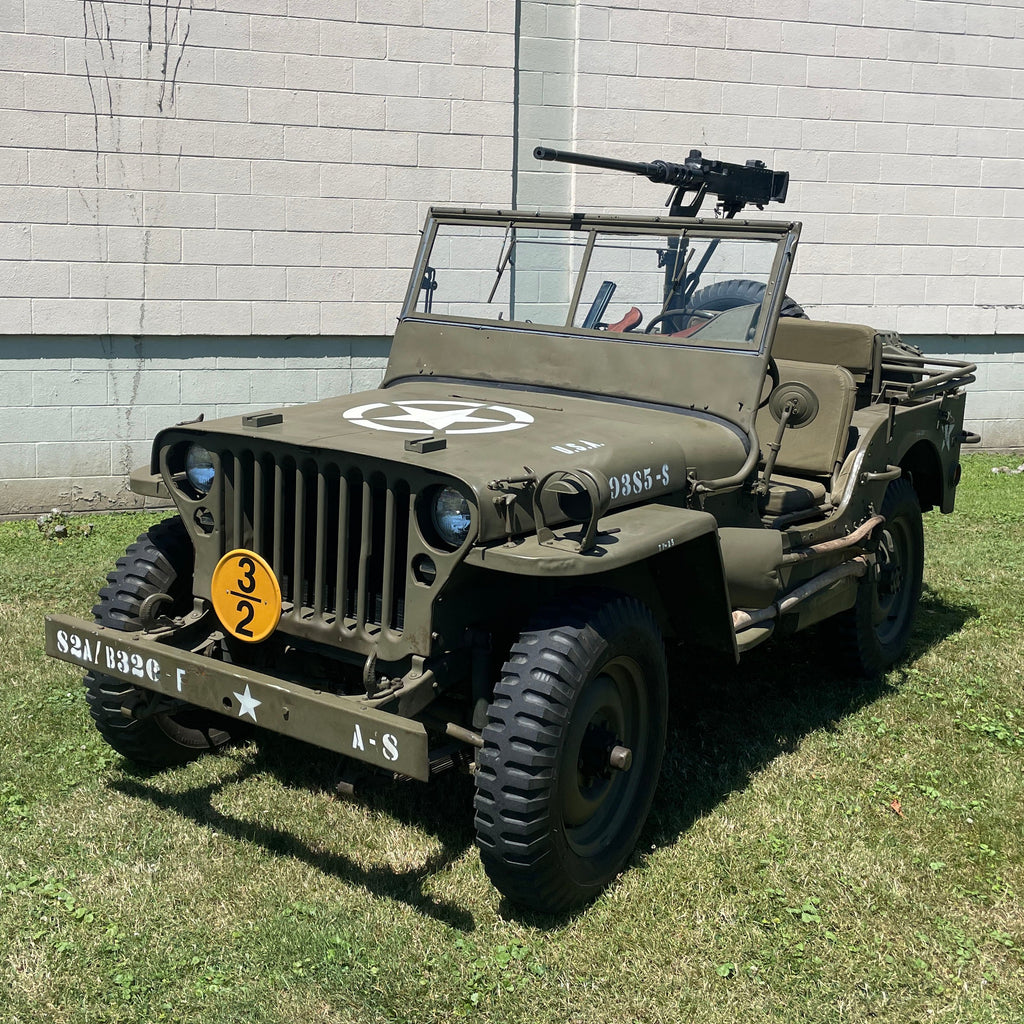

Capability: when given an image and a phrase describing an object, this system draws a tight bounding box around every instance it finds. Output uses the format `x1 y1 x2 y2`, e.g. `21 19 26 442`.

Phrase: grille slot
222 451 409 640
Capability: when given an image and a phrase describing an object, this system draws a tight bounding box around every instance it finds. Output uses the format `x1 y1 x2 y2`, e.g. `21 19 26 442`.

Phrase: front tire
84 516 243 768
474 593 668 913
837 478 924 675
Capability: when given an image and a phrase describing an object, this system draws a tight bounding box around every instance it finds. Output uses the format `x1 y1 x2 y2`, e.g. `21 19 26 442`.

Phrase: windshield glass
411 219 783 352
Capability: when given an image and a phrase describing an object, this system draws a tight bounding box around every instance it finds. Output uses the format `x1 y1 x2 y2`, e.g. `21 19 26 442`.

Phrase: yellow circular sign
211 549 282 643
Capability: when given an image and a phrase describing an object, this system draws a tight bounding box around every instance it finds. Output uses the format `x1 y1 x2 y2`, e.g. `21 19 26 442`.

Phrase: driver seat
755 359 858 517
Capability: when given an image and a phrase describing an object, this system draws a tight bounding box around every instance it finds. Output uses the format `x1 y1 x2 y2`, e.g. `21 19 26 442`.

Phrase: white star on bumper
233 684 262 722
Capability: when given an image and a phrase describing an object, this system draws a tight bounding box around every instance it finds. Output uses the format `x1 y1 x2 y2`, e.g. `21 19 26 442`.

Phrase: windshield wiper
487 224 515 304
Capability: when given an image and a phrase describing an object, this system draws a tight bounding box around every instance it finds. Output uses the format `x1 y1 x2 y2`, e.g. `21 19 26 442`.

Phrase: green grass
2 458 1022 1023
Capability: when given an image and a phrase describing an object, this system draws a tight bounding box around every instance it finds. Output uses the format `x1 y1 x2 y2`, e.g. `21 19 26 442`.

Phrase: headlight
185 444 216 495
430 486 472 548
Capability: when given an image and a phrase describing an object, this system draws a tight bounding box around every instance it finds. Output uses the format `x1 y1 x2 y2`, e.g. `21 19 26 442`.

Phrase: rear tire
84 517 244 768
474 593 667 913
835 478 924 676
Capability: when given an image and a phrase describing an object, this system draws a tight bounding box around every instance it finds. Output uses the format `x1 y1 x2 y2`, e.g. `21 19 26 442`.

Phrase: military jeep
46 148 977 912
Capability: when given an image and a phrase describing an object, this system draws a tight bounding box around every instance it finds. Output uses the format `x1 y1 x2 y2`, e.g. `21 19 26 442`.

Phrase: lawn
1 456 1022 1023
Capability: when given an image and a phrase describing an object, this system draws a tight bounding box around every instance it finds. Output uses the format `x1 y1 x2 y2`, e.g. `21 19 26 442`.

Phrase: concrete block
352 129 417 167
108 370 182 406
351 268 409 303
216 194 287 231
350 338 391 366
32 223 106 262
215 48 287 88
31 298 107 333
0 29 63 72
0 405 71 442
0 1 24 32
36 441 111 478
801 118 856 153
781 20 837 56
726 17 782 52
285 196 354 233
666 13 727 47
70 263 144 300
750 50 807 86
72 405 152 442
418 63 484 101
451 30 512 69
0 298 32 331
249 87 319 126
0 262 69 298
422 0 487 31
251 301 320 336
179 157 251 195
319 92 386 129
320 20 387 58
951 245 1001 276
145 264 217 301
181 300 252 335
320 164 387 200
217 265 288 300
284 125 353 164
253 231 321 267
320 300 388 334
317 368 354 398
0 147 28 187
384 96 451 133
0 184 67 225
289 0 355 17
105 226 180 265
0 443 35 478
252 159 320 198
215 122 286 160
948 304 997 334
351 367 387 392
143 191 217 229
174 82 249 123
251 14 319 54
385 26 452 63
383 164 452 202
0 369 33 408
108 300 182 335
975 277 1024 306
249 364 318 401
182 228 253 266
180 368 251 403
287 266 354 302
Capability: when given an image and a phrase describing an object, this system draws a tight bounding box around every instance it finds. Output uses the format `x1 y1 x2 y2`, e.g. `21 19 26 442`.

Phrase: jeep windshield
403 210 794 355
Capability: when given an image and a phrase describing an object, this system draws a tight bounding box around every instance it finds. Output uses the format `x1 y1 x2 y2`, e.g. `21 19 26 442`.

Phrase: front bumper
44 614 430 781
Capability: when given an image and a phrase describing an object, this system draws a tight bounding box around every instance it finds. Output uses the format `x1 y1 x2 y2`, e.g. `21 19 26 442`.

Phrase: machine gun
533 146 788 218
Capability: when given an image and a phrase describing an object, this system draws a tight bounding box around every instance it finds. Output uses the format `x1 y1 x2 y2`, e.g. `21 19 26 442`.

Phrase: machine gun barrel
533 145 788 217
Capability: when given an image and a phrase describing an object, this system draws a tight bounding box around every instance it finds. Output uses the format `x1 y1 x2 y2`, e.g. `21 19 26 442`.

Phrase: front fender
465 503 737 658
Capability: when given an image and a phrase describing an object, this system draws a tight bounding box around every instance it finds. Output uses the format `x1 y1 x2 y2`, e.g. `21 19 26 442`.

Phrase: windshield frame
400 208 799 357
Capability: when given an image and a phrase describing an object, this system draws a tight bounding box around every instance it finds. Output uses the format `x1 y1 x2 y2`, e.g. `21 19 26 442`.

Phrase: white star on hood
376 402 503 431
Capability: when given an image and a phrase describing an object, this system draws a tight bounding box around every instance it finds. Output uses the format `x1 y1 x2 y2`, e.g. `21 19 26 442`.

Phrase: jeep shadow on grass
46 146 977 913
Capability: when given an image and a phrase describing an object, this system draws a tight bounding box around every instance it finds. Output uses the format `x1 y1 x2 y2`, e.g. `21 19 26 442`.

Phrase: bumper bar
44 614 430 781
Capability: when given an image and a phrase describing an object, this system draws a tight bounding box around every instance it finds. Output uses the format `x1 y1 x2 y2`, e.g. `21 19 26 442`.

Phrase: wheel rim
872 515 914 646
557 655 651 858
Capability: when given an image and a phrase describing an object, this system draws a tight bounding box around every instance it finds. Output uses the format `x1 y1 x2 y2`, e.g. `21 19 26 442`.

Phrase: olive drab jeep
45 147 978 913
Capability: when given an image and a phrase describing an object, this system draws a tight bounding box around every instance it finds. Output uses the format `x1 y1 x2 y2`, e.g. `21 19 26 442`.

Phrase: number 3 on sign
211 549 283 643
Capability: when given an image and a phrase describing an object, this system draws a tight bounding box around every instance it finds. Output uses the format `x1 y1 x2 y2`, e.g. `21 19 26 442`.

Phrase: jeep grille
219 450 410 644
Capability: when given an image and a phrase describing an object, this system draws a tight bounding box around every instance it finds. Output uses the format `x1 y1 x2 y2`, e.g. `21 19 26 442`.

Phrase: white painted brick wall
2 2 1024 513
0 2 515 339
561 1 1023 339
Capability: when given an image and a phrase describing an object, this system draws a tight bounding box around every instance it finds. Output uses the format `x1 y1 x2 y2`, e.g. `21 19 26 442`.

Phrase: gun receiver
533 145 788 218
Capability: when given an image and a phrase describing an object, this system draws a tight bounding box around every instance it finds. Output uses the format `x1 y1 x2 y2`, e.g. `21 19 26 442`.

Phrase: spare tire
687 278 807 319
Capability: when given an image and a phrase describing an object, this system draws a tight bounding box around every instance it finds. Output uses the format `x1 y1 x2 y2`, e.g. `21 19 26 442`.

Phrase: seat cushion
764 474 828 516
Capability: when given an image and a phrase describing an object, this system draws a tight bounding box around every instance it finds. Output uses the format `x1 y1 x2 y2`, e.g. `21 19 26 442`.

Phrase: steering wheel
759 357 780 409
644 307 703 334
